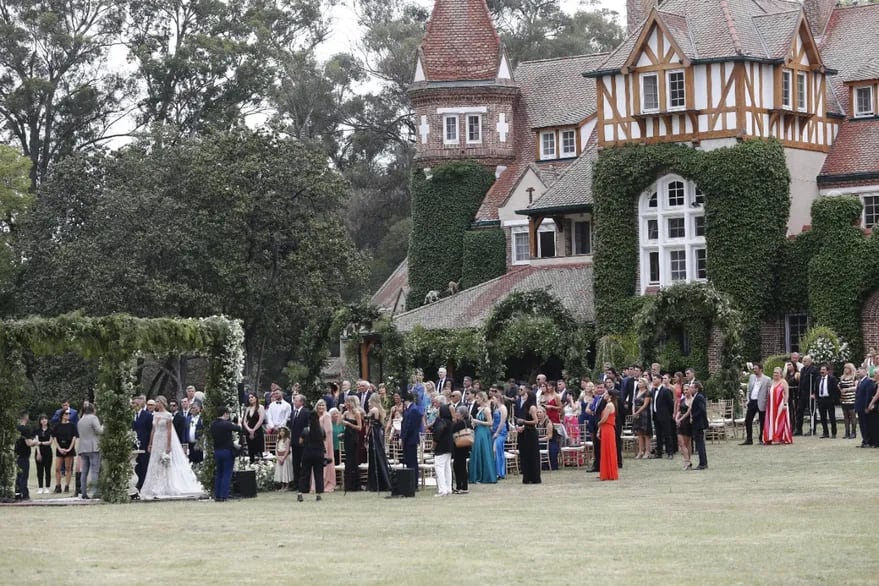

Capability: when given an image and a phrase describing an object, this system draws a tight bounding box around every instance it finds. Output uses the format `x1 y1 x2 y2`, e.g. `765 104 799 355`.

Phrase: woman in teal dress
491 390 508 479
468 391 497 484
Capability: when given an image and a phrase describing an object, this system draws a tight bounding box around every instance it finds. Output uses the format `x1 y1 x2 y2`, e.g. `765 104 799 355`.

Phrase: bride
141 395 205 499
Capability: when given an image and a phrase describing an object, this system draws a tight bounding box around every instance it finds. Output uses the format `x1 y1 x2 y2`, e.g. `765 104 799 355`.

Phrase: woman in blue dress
491 390 508 480
468 391 497 484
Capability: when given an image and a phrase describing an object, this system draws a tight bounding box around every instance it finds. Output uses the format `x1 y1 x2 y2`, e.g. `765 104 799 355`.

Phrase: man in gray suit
77 402 104 499
741 363 771 445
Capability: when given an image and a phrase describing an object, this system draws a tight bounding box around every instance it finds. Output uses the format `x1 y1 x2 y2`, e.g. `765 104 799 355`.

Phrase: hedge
461 228 507 289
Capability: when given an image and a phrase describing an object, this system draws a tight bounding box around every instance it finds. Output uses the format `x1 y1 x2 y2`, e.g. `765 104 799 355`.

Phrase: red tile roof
420 0 501 82
819 118 879 181
475 101 533 221
821 4 879 112
370 259 410 315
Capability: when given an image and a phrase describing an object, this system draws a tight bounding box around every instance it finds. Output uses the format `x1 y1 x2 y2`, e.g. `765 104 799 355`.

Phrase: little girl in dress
274 427 293 489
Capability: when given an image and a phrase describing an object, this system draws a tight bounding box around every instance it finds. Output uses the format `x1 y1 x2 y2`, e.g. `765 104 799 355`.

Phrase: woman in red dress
764 367 793 445
598 391 619 481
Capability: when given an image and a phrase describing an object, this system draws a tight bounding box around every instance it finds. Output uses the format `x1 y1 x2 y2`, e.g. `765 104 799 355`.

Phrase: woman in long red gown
763 367 793 445
598 392 619 481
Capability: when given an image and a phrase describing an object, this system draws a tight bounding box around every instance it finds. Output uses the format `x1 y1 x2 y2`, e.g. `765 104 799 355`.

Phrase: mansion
370 0 879 376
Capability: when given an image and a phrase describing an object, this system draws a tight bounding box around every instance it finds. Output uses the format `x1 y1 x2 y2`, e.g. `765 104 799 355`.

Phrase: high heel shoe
683 462 693 470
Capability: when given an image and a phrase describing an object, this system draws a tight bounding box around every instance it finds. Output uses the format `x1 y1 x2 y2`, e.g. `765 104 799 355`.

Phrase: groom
132 395 153 491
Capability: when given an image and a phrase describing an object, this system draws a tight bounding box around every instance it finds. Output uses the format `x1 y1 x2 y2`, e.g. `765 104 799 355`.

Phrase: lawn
2 437 877 585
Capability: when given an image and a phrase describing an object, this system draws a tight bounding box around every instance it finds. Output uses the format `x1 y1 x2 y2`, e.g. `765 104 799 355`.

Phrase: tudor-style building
368 0 879 376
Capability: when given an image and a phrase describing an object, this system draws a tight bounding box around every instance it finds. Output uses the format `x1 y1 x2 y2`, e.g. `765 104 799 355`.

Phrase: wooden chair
621 414 637 455
263 430 278 456
504 429 520 476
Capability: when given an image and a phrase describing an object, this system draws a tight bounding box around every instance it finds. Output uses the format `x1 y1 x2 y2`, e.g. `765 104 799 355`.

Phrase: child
274 426 293 489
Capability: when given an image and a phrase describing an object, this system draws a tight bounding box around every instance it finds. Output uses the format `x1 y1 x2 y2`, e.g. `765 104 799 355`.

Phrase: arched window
639 175 706 292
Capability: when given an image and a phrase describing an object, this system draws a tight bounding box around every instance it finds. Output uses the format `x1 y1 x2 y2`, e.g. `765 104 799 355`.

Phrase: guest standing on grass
675 384 693 470
15 411 36 501
274 427 293 489
330 408 344 465
854 368 874 447
341 396 363 491
742 363 770 445
452 406 471 494
597 391 618 481
690 382 709 470
298 410 326 502
469 392 497 484
838 363 858 440
242 392 265 462
815 365 838 438
763 367 793 445
516 389 541 484
316 400 336 493
631 378 652 459
76 403 103 500
365 395 392 492
491 389 508 479
433 404 453 496
34 415 53 494
210 407 240 502
52 409 77 494
132 395 153 490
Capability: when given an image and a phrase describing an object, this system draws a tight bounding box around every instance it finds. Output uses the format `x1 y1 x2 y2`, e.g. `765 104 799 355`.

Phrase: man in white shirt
265 390 291 433
741 363 771 445
814 365 838 438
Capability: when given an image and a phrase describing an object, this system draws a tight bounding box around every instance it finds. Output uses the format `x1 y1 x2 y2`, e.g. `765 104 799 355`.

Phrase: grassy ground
2 437 878 585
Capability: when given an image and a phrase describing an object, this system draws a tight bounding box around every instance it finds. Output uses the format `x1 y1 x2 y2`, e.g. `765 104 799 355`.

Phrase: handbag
453 428 474 448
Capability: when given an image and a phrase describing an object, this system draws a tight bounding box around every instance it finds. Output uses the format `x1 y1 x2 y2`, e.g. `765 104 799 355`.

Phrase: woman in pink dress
764 367 793 445
316 400 336 493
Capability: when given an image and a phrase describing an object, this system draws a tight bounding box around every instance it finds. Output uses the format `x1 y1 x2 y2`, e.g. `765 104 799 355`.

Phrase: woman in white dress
141 396 205 499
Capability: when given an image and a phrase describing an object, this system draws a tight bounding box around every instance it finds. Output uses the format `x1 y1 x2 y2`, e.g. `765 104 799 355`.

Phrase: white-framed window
863 194 879 228
641 73 659 113
443 115 459 144
781 69 792 109
540 131 556 160
785 313 809 354
639 175 707 292
667 70 686 110
466 114 482 143
560 129 577 157
796 71 807 112
855 86 874 117
694 187 704 206
572 219 592 255
511 227 530 265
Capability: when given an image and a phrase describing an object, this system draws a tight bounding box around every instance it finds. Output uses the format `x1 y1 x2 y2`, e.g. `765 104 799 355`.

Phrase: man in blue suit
400 391 422 471
854 367 875 447
51 399 79 425
132 395 153 490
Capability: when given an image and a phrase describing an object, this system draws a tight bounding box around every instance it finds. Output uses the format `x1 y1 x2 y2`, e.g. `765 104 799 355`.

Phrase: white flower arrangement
160 452 171 467
233 458 276 491
807 336 851 367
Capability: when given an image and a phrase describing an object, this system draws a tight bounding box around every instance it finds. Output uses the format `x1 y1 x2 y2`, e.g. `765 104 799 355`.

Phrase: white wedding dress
140 411 205 499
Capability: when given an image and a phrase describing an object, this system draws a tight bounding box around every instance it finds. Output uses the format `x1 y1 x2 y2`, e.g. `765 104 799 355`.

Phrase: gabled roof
818 119 879 183
418 0 502 82
516 54 607 129
821 3 879 112
393 264 595 332
370 259 410 315
589 0 809 75
521 131 599 215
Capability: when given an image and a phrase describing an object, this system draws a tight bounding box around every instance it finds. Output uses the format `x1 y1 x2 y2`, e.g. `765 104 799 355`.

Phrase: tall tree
0 144 29 313
0 0 131 189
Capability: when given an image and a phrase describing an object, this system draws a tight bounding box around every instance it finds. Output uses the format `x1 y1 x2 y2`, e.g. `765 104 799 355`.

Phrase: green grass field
2 437 878 585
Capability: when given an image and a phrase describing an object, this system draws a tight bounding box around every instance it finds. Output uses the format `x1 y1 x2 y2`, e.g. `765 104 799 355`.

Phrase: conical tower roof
418 0 503 82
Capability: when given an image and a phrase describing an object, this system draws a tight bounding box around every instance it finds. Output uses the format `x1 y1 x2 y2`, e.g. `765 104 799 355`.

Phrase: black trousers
452 447 469 490
817 398 836 437
795 390 811 434
693 429 707 468
15 456 29 499
299 451 324 494
653 414 674 455
788 386 799 431
35 450 52 488
744 400 765 442
290 445 304 488
614 412 624 468
857 410 870 445
591 430 601 470
135 452 149 490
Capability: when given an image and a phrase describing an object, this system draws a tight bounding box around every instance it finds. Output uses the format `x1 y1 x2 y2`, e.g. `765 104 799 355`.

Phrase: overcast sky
319 0 629 60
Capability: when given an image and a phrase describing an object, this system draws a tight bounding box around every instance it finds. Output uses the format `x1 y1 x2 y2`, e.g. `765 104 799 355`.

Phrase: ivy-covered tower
408 0 519 176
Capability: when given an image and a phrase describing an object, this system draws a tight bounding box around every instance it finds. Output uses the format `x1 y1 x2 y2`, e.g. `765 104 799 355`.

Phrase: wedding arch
0 313 244 503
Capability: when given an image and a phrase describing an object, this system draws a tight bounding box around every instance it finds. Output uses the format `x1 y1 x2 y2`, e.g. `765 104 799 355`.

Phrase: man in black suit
814 364 838 438
690 381 709 469
131 395 153 490
187 402 205 464
797 355 820 435
435 368 453 396
288 394 310 489
588 378 613 473
651 374 675 458
170 399 187 445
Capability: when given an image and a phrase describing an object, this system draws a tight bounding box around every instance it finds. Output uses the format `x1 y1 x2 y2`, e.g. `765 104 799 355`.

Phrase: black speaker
391 468 417 497
232 470 257 498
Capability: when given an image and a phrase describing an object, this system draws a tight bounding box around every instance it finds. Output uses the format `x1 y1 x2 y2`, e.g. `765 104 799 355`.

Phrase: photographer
298 409 327 502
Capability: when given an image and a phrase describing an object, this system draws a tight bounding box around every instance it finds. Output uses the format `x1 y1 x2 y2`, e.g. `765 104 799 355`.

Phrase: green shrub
461 228 506 289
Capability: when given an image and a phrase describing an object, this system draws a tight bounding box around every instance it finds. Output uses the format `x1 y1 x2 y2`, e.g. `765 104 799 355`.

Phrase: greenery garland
0 313 244 503
635 282 744 398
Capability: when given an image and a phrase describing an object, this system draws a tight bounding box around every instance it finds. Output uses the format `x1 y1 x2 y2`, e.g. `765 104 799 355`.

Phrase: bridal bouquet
161 453 171 467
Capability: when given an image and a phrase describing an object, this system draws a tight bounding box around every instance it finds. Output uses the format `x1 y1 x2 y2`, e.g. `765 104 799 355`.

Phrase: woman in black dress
365 395 392 492
297 410 327 502
517 390 541 484
35 414 53 494
676 384 694 470
52 410 77 493
451 405 471 494
242 393 265 462
341 396 363 491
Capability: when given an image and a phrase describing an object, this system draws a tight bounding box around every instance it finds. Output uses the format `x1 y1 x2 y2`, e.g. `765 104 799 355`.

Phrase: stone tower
408 0 519 174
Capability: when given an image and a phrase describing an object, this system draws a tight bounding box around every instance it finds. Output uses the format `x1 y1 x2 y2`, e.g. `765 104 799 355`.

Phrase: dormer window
641 73 659 113
781 69 792 109
444 115 459 144
467 114 482 144
796 72 807 112
540 131 556 160
668 70 686 110
560 129 576 158
855 86 874 118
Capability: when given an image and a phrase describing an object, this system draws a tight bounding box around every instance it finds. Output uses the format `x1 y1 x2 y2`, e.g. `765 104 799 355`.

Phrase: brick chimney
802 0 836 39
627 0 656 36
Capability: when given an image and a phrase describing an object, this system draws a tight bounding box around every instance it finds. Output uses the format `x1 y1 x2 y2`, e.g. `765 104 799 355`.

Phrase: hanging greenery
635 282 744 398
0 313 244 503
461 229 507 289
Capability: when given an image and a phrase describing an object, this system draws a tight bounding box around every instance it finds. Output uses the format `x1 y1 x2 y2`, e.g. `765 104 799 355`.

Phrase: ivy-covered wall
461 228 506 289
592 139 791 359
407 162 495 309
